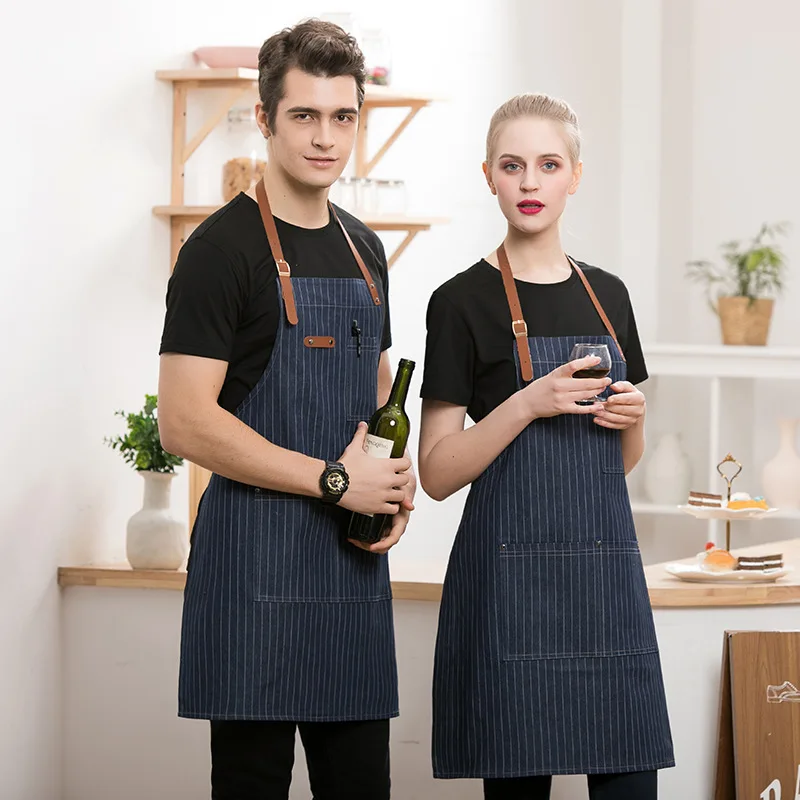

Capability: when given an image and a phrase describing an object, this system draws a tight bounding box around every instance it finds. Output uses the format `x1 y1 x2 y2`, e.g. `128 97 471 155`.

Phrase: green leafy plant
105 394 183 473
686 221 790 309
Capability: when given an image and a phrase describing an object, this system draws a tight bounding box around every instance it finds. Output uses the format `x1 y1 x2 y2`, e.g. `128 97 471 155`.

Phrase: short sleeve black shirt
159 193 391 414
421 259 647 423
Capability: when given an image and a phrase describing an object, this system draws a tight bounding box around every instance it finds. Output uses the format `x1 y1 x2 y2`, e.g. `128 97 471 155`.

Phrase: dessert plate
678 505 779 521
664 562 791 583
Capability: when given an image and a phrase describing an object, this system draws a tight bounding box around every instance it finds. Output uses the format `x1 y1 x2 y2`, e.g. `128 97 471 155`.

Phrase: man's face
258 68 359 190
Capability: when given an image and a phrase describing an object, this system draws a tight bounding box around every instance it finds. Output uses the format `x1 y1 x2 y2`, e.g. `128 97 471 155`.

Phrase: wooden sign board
715 631 800 799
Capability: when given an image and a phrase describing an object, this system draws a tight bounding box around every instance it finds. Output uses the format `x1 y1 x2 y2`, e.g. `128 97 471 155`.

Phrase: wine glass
569 343 612 406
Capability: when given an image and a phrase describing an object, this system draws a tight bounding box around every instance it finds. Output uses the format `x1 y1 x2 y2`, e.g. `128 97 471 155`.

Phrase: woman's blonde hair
485 93 581 165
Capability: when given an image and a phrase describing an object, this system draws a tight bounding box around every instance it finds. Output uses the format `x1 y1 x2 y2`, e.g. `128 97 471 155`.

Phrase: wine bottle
348 358 416 544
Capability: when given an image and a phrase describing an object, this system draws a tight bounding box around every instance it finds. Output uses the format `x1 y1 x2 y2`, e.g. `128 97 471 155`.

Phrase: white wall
0 0 523 796
3 0 800 797
636 0 800 562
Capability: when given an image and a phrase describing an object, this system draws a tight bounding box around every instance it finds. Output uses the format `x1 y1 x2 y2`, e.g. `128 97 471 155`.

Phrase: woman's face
484 116 582 235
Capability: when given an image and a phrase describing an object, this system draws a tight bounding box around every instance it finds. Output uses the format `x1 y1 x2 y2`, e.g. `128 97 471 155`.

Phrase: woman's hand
521 355 611 419
593 381 645 430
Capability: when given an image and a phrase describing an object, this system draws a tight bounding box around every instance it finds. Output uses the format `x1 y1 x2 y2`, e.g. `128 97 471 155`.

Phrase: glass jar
333 177 358 213
375 179 407 216
355 178 378 215
222 106 266 202
360 27 392 86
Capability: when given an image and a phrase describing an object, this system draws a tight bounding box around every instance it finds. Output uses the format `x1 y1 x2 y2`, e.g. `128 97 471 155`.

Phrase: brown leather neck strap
329 205 382 308
496 245 626 383
256 179 298 326
567 255 626 362
496 244 534 383
254 179 382 327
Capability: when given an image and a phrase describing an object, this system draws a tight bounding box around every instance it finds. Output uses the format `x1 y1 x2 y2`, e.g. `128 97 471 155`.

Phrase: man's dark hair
258 19 366 131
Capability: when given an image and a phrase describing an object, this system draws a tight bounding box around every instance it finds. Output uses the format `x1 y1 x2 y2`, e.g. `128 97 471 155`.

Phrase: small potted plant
686 221 790 346
106 394 187 570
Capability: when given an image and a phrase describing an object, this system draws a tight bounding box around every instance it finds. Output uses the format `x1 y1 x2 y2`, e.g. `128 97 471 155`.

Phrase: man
158 19 414 800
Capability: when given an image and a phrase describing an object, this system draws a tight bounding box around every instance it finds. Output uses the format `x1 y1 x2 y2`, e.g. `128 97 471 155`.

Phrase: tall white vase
762 418 800 510
126 471 187 570
644 432 691 505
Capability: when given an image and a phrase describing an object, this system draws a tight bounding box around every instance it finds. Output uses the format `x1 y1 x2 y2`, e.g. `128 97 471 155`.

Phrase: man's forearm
621 415 646 475
162 405 325 496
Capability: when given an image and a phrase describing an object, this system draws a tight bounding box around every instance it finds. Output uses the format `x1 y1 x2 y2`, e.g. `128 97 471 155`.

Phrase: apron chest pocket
499 541 658 661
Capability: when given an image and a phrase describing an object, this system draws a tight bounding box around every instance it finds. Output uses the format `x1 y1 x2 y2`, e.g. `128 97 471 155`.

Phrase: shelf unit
633 344 800 543
154 67 445 268
154 66 445 528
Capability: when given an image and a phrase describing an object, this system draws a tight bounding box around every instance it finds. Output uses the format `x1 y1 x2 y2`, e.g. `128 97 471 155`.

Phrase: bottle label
364 433 394 459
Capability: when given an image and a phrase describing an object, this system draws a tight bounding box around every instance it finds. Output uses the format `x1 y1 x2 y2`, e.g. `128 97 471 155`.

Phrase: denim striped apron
432 248 674 777
178 181 398 722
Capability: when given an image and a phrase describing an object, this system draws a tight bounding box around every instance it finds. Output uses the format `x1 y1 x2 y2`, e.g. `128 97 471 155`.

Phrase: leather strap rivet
308 338 314 345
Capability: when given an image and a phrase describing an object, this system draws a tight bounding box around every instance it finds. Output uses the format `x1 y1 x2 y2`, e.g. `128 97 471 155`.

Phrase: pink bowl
193 46 260 69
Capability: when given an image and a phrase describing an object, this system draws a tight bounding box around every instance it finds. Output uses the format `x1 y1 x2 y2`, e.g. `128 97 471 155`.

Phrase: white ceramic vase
643 432 691 505
762 418 800 510
126 471 187 570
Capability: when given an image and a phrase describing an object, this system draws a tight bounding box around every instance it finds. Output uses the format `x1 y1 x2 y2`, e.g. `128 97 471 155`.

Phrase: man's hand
349 467 417 554
338 423 411 515
592 381 645 430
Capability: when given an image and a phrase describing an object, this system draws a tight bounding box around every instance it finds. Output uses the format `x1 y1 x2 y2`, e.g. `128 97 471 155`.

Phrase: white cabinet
632 345 800 549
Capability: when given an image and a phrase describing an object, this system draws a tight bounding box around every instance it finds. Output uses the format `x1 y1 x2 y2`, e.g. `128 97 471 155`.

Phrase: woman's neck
246 161 330 229
489 223 571 284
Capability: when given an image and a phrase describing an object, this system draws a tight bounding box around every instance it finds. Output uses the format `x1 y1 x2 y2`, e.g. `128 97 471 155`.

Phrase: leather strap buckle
512 319 528 338
276 259 291 278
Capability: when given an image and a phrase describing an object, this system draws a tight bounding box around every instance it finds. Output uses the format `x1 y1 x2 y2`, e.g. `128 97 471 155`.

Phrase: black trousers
484 771 658 799
210 719 391 800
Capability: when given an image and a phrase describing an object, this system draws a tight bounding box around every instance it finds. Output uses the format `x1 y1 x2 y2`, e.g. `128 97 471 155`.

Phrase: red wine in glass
570 343 611 406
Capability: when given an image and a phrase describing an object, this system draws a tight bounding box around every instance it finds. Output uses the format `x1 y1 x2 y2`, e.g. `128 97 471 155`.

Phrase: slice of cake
688 491 723 508
737 553 784 572
727 491 769 511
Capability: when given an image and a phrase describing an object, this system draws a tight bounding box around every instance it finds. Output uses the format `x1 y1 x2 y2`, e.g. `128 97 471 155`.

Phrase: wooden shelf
153 204 444 231
58 565 442 602
157 67 258 84
156 63 441 521
156 66 437 192
153 205 446 268
156 69 437 109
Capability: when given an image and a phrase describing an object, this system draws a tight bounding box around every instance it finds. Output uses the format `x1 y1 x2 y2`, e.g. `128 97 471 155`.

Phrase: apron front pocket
499 541 658 661
254 490 391 603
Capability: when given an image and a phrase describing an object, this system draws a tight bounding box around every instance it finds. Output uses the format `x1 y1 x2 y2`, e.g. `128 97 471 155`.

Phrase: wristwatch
319 461 349 504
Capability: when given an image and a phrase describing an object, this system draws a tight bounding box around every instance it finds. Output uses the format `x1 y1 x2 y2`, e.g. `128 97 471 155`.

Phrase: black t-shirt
159 193 391 413
421 259 647 423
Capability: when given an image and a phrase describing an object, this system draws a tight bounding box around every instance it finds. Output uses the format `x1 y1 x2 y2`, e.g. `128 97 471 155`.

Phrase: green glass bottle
348 358 416 544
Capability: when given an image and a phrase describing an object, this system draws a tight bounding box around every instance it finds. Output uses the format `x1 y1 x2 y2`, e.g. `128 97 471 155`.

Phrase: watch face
326 471 347 494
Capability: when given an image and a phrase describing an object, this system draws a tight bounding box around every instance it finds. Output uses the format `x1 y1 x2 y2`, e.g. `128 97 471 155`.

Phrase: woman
418 93 674 799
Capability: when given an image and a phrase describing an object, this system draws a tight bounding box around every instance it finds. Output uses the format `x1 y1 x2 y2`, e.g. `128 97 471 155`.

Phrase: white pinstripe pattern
178 277 398 722
432 335 674 777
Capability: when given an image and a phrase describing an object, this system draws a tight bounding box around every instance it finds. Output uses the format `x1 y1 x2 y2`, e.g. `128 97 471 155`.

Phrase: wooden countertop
59 538 800 608
56 565 443 602
644 537 800 607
